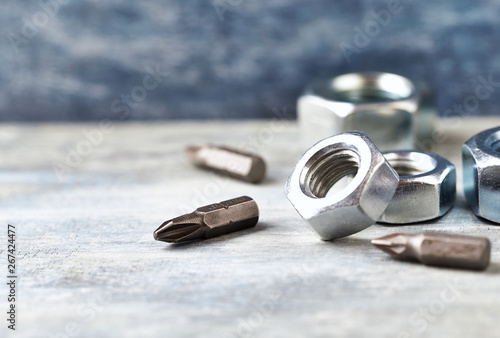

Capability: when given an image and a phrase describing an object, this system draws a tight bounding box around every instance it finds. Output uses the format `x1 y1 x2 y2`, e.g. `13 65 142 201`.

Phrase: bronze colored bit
185 145 266 183
154 196 259 243
371 232 491 270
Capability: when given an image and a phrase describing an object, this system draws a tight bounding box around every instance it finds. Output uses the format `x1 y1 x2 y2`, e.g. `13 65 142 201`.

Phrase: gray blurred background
1 0 500 121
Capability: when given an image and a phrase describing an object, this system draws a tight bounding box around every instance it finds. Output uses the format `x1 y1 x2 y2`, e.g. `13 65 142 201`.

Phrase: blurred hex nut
379 151 456 224
298 72 436 151
463 126 500 223
285 131 399 240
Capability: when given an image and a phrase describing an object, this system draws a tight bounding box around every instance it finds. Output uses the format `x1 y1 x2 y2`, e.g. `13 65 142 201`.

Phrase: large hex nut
379 151 456 224
298 72 436 151
284 131 399 240
463 126 500 223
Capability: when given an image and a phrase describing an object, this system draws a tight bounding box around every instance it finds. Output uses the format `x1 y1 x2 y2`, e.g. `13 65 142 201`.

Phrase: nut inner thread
314 73 414 103
390 162 430 176
386 152 437 177
333 89 403 103
304 149 359 198
486 131 500 152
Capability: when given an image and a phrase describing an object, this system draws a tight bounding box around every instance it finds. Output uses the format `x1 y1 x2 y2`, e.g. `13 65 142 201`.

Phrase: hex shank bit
185 145 266 183
371 232 491 270
153 196 259 243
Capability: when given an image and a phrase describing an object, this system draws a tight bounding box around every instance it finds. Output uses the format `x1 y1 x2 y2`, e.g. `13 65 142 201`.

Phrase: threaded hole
384 152 437 177
332 89 403 103
304 149 359 198
486 131 500 152
313 73 414 103
390 161 428 176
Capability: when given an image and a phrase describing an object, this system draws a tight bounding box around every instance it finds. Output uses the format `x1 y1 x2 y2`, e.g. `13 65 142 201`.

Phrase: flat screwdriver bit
154 196 259 243
185 145 266 183
371 232 491 270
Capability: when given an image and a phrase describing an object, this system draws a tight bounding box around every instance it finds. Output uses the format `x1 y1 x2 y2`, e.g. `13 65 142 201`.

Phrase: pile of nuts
286 72 500 241
285 131 457 240
173 71 497 270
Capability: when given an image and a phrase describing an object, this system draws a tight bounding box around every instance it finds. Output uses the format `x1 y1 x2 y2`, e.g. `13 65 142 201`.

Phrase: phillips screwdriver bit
371 232 491 270
185 145 266 183
153 196 259 243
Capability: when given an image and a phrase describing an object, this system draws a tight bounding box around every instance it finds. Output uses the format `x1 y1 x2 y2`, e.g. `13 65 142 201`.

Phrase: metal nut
379 151 456 224
463 126 500 223
298 72 436 151
284 131 399 240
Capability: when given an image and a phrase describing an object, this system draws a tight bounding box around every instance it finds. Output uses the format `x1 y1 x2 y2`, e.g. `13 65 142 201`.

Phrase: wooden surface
1 119 500 338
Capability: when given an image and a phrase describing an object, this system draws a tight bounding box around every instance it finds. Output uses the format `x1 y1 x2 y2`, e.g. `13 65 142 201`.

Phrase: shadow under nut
379 150 456 224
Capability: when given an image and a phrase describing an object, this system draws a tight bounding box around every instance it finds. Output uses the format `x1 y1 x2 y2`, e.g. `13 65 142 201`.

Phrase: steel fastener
463 126 500 223
379 150 456 224
285 131 399 240
298 72 436 151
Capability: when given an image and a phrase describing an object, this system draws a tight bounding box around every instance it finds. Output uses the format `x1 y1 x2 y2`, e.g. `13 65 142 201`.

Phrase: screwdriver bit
371 232 491 270
185 145 266 183
154 196 259 243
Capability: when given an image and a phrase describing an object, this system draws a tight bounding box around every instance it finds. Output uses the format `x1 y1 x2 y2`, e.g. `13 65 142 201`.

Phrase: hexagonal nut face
463 127 500 223
297 72 436 151
378 151 456 224
284 131 399 240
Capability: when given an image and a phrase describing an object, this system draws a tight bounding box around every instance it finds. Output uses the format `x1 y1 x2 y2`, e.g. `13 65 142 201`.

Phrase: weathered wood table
1 119 499 338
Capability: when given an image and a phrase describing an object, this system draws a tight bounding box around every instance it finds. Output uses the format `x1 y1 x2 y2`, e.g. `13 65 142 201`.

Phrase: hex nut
463 126 500 223
379 151 456 224
284 131 399 240
298 72 436 151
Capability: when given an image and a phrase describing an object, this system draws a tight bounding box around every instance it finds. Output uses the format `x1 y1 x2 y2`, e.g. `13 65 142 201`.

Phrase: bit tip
153 220 203 243
371 233 410 257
